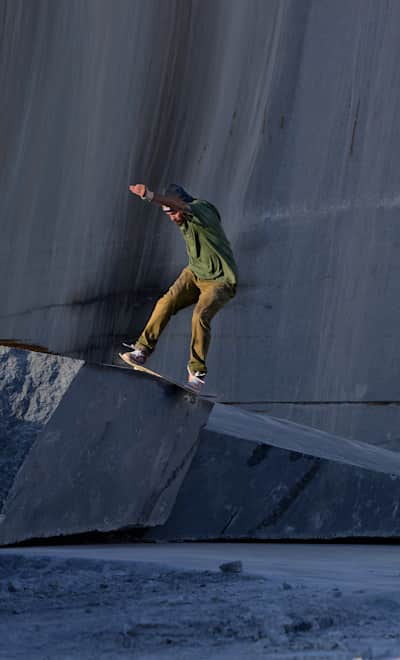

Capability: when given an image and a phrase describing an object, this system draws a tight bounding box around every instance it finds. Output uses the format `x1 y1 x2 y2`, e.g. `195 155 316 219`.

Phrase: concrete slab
146 405 400 540
0 362 211 545
243 402 400 453
2 347 400 544
207 405 400 476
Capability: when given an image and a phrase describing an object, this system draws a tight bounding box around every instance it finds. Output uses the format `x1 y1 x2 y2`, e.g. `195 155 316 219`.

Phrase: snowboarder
122 183 238 391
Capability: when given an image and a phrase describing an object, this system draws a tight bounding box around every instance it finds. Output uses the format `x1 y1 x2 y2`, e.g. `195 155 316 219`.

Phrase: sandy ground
1 543 400 659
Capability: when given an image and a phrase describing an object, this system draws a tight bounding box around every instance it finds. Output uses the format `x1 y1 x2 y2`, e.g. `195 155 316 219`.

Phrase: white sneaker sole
186 365 205 390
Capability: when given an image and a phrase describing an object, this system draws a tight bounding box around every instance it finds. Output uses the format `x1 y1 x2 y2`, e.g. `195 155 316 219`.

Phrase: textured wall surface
2 0 400 425
0 347 82 507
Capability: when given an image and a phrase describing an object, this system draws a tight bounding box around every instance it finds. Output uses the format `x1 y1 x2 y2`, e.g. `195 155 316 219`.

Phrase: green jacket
179 199 238 287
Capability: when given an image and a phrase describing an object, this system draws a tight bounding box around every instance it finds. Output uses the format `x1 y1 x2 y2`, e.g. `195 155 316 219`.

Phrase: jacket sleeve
187 199 219 227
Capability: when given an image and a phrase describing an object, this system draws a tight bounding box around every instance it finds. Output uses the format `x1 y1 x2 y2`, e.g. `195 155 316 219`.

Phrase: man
121 183 238 391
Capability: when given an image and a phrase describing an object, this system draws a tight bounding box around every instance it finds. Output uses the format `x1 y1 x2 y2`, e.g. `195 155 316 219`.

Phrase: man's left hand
129 184 146 197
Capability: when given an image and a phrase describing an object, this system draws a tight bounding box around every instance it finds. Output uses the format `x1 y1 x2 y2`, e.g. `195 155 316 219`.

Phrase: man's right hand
129 183 146 198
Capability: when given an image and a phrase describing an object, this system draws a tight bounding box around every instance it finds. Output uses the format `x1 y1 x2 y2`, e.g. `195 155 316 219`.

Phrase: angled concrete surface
243 402 400 453
0 352 211 546
145 405 400 540
207 405 400 476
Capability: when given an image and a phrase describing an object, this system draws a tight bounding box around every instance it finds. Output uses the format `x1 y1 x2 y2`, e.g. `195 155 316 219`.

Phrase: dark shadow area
5 531 400 549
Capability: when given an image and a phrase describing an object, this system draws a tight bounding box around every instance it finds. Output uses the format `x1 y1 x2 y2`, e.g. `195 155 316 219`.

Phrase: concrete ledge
207 405 400 476
146 405 400 540
0 357 211 545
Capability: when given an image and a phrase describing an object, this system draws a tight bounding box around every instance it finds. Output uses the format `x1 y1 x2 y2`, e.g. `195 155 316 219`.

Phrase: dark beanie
164 183 194 203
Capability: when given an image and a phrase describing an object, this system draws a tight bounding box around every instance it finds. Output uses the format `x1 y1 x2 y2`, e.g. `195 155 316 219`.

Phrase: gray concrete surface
244 403 400 453
0 356 211 545
3 347 400 543
144 405 400 540
2 0 400 414
207 404 400 476
1 542 400 591
3 544 400 659
0 347 82 508
147 428 400 541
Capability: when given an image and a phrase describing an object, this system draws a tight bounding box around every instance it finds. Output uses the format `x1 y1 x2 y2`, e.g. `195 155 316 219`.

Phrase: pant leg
136 268 199 353
189 280 235 374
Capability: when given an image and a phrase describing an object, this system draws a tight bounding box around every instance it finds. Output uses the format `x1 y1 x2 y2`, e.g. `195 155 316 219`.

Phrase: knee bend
192 308 210 329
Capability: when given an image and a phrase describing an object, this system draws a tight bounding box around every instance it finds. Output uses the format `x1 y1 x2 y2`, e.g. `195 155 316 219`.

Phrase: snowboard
118 352 216 400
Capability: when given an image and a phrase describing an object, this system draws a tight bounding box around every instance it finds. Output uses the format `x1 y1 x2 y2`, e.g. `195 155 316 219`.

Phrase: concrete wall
2 1 400 432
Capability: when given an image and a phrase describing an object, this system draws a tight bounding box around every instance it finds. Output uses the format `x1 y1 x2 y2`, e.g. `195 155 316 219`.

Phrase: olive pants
135 267 235 373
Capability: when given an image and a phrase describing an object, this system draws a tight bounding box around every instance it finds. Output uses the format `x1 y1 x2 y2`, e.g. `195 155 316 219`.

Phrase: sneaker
187 365 206 392
122 341 135 350
121 348 148 367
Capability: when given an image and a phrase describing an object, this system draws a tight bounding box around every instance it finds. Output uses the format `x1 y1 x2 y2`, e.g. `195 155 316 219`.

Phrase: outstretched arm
129 184 190 212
